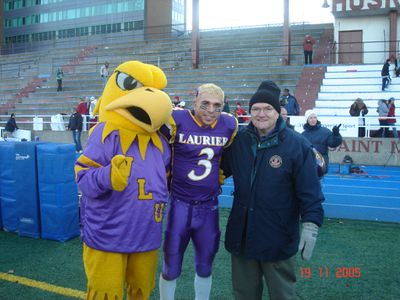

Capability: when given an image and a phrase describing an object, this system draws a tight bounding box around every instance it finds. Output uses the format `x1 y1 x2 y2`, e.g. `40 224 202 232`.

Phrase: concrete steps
315 63 399 116
1 23 333 119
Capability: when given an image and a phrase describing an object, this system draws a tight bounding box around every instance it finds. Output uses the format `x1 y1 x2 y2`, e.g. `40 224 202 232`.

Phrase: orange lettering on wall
337 140 350 152
358 140 370 152
370 140 383 153
338 139 372 153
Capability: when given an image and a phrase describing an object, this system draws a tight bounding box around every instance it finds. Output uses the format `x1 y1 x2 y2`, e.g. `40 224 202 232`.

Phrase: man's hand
110 155 133 191
298 222 319 260
332 124 341 135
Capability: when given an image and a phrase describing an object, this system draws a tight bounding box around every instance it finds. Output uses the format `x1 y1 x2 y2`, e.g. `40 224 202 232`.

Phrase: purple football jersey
76 123 171 253
166 109 237 201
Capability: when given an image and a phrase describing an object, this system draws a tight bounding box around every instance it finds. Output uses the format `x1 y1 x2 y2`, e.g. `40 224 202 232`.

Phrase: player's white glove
298 222 319 261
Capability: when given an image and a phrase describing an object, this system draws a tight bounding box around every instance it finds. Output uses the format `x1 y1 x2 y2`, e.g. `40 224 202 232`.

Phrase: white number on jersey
188 147 214 181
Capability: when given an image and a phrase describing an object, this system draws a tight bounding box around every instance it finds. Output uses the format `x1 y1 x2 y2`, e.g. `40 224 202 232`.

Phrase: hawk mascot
75 61 172 300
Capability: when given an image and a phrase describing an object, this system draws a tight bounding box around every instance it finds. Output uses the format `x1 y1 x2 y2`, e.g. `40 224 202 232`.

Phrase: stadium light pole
282 0 291 65
191 0 200 69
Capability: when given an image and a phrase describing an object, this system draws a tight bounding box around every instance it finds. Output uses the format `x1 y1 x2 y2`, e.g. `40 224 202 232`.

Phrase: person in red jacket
76 97 89 130
76 97 88 115
303 34 316 64
234 102 249 124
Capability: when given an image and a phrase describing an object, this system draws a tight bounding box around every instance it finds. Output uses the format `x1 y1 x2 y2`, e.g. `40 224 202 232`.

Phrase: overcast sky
186 0 334 29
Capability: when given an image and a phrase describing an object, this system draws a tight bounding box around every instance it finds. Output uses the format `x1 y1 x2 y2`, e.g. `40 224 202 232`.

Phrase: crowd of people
348 96 398 138
51 60 398 158
67 92 397 158
376 97 398 138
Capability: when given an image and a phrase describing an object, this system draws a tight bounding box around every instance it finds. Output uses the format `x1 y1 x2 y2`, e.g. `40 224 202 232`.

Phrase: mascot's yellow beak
105 87 172 132
97 61 172 133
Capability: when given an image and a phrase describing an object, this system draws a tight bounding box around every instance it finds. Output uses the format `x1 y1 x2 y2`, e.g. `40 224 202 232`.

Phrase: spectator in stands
4 113 18 138
387 97 399 138
56 67 64 92
76 97 88 115
88 96 98 129
177 100 186 109
381 59 390 91
302 109 342 174
349 98 368 137
377 99 390 137
76 97 88 131
303 34 316 64
100 61 110 88
68 107 83 153
172 96 180 107
280 106 294 129
280 88 300 115
235 102 249 124
159 83 237 300
394 53 400 77
223 96 230 113
390 54 400 77
221 80 324 300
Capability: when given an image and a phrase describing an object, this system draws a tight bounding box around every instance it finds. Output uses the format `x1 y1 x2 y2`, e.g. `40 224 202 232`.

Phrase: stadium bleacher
316 63 400 116
0 23 330 129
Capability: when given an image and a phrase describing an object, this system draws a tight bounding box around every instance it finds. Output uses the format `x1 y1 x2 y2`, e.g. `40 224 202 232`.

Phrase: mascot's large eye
116 72 143 91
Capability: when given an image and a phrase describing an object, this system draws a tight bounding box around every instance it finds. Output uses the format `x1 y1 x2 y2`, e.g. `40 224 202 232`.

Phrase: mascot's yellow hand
218 168 226 185
111 155 133 191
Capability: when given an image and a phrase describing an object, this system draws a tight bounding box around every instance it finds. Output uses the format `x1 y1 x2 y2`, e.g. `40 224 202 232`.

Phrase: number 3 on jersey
188 147 214 181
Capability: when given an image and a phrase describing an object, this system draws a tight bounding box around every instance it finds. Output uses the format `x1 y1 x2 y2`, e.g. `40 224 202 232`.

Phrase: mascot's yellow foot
86 288 123 300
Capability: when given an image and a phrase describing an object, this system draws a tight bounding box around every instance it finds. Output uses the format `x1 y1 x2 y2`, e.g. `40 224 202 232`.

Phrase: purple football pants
162 197 220 280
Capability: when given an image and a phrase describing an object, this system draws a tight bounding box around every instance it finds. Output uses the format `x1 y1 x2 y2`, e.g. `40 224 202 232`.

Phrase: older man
221 80 324 300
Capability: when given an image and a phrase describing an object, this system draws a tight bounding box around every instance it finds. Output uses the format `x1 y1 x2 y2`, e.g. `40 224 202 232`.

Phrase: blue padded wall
36 143 80 242
15 142 43 238
0 143 18 232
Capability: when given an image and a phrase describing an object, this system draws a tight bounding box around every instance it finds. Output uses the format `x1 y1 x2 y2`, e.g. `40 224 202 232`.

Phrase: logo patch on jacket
269 155 282 168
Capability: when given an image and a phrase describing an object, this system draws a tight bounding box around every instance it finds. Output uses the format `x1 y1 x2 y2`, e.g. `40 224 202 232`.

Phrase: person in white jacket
88 96 98 129
377 99 390 137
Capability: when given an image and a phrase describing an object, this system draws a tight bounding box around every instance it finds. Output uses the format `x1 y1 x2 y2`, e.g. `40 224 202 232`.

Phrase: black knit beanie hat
249 80 281 113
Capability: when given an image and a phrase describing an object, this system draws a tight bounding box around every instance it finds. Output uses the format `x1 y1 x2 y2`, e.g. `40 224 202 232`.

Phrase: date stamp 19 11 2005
300 266 361 279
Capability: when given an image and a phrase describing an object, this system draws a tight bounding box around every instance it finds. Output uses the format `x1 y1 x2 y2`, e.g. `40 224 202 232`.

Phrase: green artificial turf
0 208 399 299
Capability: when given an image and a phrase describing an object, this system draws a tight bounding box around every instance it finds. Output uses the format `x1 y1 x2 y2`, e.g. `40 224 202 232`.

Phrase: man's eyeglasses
250 107 274 114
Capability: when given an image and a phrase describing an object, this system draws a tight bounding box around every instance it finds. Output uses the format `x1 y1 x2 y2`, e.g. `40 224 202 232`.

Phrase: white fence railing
0 114 399 138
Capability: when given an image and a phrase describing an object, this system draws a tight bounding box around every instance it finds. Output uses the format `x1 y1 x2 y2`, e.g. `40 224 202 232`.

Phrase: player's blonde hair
196 83 224 103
